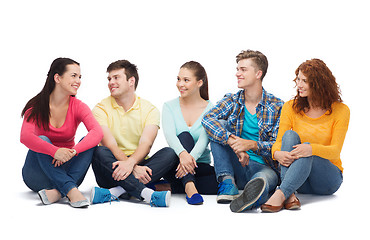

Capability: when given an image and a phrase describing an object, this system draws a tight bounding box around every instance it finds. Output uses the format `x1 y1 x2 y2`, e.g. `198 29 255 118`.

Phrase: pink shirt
20 96 103 157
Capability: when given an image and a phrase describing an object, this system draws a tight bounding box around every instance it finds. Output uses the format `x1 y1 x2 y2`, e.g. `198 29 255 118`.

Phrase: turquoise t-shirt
241 108 265 165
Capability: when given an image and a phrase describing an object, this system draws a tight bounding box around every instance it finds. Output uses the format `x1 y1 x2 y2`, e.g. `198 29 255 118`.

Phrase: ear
256 70 263 80
197 79 204 88
54 73 61 83
128 76 135 88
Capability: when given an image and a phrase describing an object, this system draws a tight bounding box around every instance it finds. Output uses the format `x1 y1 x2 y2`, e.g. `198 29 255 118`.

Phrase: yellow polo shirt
92 95 160 156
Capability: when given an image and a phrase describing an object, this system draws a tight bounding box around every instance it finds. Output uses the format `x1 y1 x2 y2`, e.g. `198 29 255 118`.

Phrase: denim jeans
92 146 177 200
211 140 278 205
279 130 343 199
22 136 95 197
164 132 218 195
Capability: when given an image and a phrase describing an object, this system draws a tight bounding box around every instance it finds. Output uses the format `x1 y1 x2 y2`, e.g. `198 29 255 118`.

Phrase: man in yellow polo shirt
90 60 177 207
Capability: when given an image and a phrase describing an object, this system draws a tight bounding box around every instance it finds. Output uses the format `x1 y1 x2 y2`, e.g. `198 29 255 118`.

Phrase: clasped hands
227 134 257 167
52 148 77 167
112 157 152 184
274 144 312 167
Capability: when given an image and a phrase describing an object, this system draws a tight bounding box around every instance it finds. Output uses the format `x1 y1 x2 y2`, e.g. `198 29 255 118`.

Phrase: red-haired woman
261 59 350 212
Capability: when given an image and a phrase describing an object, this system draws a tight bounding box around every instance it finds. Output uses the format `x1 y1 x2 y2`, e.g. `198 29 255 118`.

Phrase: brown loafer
261 203 284 213
284 197 301 210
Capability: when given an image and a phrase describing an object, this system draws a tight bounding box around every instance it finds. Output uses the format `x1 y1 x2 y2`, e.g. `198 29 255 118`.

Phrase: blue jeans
92 146 177 200
22 136 95 197
211 141 278 205
279 130 343 199
164 132 218 195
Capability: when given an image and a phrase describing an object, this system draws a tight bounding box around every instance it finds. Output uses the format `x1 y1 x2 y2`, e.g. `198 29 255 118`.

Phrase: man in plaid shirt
202 50 284 212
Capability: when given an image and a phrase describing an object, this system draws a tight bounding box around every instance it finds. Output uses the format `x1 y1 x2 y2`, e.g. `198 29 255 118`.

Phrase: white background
1 0 369 239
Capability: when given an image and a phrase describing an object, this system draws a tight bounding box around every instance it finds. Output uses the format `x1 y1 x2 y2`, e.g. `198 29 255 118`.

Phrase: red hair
292 59 342 114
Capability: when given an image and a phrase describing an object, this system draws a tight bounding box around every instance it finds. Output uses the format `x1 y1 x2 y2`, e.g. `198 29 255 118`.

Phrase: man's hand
112 159 135 181
228 134 257 153
133 165 152 184
236 151 250 167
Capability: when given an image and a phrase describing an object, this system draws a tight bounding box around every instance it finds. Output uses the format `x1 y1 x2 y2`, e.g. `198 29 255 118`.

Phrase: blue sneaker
217 179 239 203
90 187 119 204
150 191 171 207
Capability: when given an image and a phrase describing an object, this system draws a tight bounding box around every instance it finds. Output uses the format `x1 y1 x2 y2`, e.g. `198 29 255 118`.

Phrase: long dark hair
180 61 209 100
21 57 80 130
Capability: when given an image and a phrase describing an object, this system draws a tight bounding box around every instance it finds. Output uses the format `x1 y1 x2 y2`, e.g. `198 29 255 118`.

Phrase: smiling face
54 64 81 95
296 70 310 98
176 67 203 98
107 68 134 98
235 58 262 89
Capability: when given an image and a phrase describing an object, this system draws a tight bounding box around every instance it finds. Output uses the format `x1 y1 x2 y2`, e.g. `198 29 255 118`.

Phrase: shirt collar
238 88 267 107
110 94 140 111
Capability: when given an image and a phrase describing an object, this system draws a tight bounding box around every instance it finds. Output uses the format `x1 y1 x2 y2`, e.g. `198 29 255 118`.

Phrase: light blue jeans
279 130 343 199
211 141 278 206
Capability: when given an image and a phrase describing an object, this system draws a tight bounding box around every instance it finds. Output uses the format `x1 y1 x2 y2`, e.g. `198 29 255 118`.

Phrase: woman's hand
274 151 297 167
53 148 76 165
176 151 197 178
290 144 312 159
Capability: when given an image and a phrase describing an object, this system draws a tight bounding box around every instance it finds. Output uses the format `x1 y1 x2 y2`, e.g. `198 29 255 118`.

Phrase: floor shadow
296 193 337 206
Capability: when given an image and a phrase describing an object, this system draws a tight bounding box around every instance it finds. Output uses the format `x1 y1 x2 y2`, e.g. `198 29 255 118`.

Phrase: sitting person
261 58 350 212
202 50 284 212
21 57 103 208
162 61 218 205
90 60 177 207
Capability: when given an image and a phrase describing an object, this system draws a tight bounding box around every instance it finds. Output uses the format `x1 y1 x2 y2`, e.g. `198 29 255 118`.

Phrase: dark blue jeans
164 132 218 195
92 146 177 199
22 136 95 197
279 130 343 198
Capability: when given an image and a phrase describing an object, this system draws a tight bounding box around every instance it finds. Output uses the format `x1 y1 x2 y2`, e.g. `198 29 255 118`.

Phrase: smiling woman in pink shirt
20 58 103 208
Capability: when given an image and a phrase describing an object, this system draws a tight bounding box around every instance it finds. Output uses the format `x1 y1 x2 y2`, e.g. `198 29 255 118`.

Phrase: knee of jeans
281 130 301 151
38 135 52 143
93 146 110 159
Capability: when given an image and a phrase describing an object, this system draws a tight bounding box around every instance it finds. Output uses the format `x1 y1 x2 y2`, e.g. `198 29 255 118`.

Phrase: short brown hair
236 50 268 81
107 60 139 89
292 58 342 114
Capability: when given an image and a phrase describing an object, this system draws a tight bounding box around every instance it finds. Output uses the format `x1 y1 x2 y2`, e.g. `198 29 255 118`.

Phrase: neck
180 92 204 106
114 91 136 111
50 89 70 107
244 85 262 105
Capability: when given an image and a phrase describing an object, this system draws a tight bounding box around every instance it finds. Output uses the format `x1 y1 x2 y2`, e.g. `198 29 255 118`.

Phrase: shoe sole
217 194 238 204
165 191 171 207
90 187 96 204
229 177 266 213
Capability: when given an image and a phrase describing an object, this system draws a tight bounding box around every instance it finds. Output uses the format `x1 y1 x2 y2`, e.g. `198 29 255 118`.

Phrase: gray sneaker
230 177 266 212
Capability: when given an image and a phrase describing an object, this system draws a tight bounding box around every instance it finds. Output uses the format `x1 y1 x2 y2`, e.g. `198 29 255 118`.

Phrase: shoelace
150 194 161 207
99 192 119 204
217 182 233 195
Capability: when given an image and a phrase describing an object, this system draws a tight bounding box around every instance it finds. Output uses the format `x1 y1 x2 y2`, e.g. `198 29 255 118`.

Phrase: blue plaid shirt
202 88 284 173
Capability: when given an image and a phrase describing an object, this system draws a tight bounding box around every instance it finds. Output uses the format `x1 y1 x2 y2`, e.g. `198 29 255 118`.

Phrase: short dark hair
107 60 139 89
236 50 268 81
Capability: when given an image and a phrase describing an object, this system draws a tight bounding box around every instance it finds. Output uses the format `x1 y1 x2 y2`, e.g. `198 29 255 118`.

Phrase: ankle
185 181 198 198
67 188 86 203
44 189 61 203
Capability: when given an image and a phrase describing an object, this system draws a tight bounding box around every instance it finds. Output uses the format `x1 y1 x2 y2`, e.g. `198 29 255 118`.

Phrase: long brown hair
292 58 342 114
180 61 209 100
21 58 80 130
